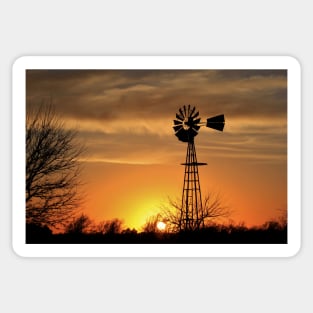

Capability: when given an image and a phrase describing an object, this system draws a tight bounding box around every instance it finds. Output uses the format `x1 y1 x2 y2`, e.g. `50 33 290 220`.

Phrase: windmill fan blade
176 113 184 121
173 125 183 132
192 117 201 125
192 125 200 131
175 128 189 142
173 119 183 125
189 128 198 137
173 105 201 142
179 108 184 118
191 111 199 119
190 106 196 117
206 114 225 131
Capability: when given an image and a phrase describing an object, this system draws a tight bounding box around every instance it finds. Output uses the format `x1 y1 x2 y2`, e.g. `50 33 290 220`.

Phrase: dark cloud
26 69 287 121
215 70 287 80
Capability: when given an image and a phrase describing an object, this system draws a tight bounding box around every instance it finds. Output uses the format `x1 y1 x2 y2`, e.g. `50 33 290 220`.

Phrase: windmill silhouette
173 105 225 231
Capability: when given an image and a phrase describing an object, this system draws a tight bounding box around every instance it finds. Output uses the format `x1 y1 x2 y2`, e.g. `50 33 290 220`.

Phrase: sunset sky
26 69 287 230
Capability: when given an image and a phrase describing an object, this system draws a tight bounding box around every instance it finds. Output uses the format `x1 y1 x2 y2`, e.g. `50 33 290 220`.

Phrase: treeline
26 219 287 244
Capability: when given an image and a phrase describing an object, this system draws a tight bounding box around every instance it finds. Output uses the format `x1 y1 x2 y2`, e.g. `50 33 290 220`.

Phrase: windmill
173 104 225 231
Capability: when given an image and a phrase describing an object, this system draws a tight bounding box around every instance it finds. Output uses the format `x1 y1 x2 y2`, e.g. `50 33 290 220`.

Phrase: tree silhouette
65 214 91 234
161 192 231 232
26 103 84 229
142 214 162 233
96 218 123 235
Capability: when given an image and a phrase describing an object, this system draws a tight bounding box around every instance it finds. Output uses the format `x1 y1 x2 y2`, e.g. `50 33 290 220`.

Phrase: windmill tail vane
206 114 225 132
172 104 225 231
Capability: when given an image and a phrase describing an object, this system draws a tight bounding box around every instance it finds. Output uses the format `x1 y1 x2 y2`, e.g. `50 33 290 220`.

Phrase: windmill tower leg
180 140 204 231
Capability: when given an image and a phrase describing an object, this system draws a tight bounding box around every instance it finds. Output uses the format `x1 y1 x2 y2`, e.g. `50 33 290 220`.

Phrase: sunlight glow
156 221 166 231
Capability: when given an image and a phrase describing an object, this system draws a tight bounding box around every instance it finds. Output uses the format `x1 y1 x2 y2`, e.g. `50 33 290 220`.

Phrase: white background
1 1 311 312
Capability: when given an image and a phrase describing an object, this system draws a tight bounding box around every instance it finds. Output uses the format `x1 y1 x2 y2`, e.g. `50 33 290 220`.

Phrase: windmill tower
173 105 225 231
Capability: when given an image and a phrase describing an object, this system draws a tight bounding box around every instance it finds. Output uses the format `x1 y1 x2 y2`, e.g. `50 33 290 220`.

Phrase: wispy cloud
26 69 287 165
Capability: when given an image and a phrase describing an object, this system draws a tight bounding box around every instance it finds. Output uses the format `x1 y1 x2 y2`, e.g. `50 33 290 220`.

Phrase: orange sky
26 69 287 230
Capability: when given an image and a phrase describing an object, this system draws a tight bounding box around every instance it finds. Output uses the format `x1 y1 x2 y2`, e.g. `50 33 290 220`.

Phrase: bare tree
26 103 84 228
65 214 92 234
160 192 231 232
142 214 162 233
96 218 124 235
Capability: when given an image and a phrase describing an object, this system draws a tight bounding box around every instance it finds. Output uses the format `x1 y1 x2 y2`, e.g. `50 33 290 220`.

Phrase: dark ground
26 223 287 244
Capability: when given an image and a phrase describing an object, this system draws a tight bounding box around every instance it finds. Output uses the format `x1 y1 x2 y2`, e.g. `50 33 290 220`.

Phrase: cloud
26 69 287 165
26 69 287 120
77 129 181 165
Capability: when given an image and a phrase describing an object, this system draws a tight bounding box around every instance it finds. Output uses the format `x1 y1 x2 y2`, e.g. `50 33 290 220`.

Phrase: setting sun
157 221 166 231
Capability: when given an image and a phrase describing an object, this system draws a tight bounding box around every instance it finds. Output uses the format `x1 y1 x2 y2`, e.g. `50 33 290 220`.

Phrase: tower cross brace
179 139 207 231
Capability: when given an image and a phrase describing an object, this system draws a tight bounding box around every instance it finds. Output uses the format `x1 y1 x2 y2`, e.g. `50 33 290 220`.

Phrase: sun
156 221 166 231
